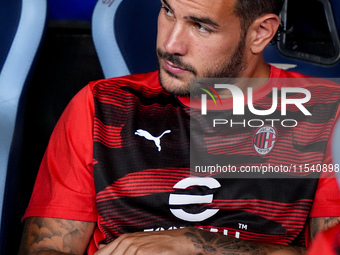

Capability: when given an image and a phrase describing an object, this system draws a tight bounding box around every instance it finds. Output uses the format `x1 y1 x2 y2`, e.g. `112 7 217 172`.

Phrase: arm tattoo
19 217 95 255
310 217 340 240
184 228 307 255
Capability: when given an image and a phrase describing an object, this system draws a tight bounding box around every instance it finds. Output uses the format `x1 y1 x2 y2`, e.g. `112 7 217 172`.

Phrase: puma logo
135 129 171 151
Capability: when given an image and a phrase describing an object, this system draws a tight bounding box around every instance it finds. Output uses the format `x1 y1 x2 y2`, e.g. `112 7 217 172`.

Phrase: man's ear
248 14 280 54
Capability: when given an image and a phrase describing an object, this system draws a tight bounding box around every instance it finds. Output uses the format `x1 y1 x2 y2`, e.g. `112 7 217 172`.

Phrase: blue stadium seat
92 0 161 78
15 3 103 241
49 0 97 21
0 0 46 253
264 0 340 77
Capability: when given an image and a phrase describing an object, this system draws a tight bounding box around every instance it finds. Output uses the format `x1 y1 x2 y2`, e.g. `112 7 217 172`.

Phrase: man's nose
163 24 188 56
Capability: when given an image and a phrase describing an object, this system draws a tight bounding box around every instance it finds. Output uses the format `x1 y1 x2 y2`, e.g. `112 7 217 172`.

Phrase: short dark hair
234 0 284 32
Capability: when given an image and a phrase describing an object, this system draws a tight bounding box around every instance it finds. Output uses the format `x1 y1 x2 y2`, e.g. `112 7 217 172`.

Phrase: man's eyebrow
185 15 220 29
161 0 173 11
160 0 219 29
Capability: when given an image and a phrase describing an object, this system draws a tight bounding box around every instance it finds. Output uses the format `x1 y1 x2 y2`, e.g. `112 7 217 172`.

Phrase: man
19 0 340 254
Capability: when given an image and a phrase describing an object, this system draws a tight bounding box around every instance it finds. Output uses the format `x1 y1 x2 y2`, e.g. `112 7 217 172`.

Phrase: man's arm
19 217 340 255
182 228 307 255
94 217 340 255
309 216 340 240
18 217 96 255
94 227 307 255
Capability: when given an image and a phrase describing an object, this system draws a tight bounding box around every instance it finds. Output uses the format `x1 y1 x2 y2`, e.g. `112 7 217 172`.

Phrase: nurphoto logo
200 84 311 117
191 78 312 128
197 82 223 113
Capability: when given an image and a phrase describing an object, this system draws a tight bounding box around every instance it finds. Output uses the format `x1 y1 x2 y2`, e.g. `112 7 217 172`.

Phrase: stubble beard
157 32 247 97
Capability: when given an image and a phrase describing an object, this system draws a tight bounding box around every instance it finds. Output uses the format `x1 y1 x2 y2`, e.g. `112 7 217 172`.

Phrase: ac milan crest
253 126 277 155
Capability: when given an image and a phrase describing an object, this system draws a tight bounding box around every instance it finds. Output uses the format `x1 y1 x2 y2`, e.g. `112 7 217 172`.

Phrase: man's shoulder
272 65 340 92
88 71 162 93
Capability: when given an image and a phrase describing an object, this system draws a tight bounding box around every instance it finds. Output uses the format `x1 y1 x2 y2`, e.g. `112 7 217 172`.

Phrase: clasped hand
94 228 194 255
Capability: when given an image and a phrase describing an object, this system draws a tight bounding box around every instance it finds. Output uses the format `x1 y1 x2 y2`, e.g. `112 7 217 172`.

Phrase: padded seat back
264 0 340 77
0 0 46 253
92 0 161 78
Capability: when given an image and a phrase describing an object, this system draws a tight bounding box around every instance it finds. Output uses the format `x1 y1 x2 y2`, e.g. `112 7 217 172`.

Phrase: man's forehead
166 0 236 16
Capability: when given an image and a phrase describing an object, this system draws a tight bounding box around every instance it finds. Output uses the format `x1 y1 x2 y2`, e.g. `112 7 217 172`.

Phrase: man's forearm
184 228 307 255
310 217 340 240
18 217 96 255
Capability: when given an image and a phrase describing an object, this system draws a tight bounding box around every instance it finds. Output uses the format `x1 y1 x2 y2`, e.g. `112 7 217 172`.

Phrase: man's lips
163 60 189 75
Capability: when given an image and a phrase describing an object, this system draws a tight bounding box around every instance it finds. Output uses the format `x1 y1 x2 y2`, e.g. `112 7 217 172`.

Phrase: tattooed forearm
184 228 307 255
310 217 340 240
18 217 96 255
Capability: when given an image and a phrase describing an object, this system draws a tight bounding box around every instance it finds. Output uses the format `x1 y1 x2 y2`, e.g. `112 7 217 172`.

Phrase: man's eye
161 6 174 17
195 23 211 34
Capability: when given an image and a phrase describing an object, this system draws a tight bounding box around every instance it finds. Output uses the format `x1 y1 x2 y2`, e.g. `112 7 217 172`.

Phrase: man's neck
224 57 271 98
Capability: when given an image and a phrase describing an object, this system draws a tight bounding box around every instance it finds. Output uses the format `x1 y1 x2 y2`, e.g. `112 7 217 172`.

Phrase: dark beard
157 31 247 96
203 31 247 80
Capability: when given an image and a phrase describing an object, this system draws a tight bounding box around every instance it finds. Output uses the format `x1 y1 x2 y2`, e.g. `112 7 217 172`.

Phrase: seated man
19 0 340 254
